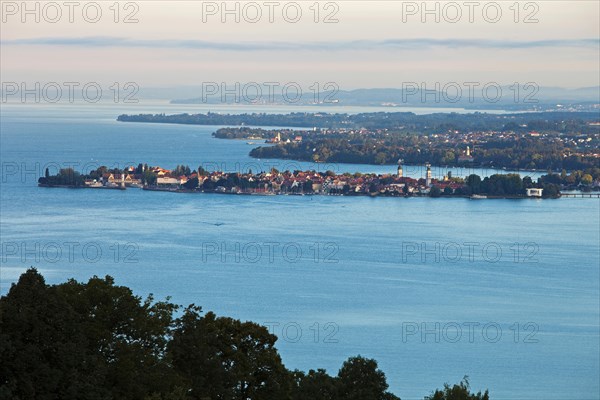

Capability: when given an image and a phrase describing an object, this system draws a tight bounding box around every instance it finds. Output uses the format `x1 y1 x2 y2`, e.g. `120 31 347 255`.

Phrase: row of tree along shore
1 268 490 400
38 163 600 198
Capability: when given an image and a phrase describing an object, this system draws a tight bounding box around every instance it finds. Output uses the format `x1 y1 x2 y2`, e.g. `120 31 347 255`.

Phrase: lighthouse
397 159 403 178
425 163 432 187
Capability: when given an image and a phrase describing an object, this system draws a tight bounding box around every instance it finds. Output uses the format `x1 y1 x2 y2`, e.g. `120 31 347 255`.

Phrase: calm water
1 104 598 400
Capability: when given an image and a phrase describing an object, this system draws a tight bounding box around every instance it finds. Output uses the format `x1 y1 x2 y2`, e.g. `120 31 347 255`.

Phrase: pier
560 193 600 198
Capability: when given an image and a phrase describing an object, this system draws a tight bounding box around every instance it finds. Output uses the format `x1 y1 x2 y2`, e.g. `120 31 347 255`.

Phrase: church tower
397 159 403 178
425 163 432 187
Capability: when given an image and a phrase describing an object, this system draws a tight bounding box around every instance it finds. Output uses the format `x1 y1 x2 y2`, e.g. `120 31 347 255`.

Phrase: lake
1 103 598 400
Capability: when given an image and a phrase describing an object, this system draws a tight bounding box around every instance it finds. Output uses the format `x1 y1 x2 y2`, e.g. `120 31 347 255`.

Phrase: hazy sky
2 1 599 90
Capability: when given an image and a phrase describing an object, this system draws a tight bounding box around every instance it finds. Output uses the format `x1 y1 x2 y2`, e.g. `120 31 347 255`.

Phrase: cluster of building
431 129 598 159
84 166 185 189
266 132 303 144
82 161 470 196
69 160 555 197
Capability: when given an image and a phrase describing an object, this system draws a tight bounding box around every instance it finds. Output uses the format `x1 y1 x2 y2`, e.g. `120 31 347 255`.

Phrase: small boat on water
470 194 487 199
246 141 255 145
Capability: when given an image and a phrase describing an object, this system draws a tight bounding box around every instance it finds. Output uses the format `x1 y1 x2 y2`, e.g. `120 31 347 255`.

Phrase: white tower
425 163 432 187
397 159 403 178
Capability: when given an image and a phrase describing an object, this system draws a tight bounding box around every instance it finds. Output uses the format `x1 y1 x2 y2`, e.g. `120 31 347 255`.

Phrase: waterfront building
526 188 544 197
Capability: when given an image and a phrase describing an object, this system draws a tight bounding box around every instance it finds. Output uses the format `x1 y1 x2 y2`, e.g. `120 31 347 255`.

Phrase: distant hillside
167 86 600 111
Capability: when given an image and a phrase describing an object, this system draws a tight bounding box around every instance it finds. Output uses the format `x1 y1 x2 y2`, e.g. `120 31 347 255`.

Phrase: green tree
183 177 199 189
1 270 408 400
337 356 400 400
542 183 560 198
425 377 489 400
429 186 442 197
442 151 455 164
169 308 291 400
0 268 180 400
465 174 482 194
143 170 158 185
375 152 388 165
292 369 339 400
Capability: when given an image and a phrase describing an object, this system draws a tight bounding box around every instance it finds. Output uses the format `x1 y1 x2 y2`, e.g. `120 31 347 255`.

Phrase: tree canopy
1 269 489 400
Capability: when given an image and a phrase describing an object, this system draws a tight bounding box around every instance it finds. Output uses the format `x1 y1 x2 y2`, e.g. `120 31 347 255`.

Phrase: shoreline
36 183 576 199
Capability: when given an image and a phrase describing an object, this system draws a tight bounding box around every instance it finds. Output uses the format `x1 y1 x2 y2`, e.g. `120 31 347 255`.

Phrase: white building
526 188 543 197
157 177 181 186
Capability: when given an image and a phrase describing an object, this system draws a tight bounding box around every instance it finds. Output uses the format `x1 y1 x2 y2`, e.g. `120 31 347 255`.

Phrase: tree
429 186 442 197
1 270 410 400
183 177 199 189
542 183 560 198
442 151 455 164
0 269 180 400
465 174 481 194
143 170 158 186
292 369 339 400
581 174 593 185
337 356 400 400
375 152 388 165
169 308 291 400
425 377 489 400
173 165 191 177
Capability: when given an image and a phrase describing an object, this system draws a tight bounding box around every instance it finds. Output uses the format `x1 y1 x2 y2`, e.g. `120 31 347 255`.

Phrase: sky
1 0 599 93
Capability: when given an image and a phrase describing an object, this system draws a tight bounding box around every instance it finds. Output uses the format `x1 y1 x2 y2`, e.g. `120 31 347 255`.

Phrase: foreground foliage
1 269 489 400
